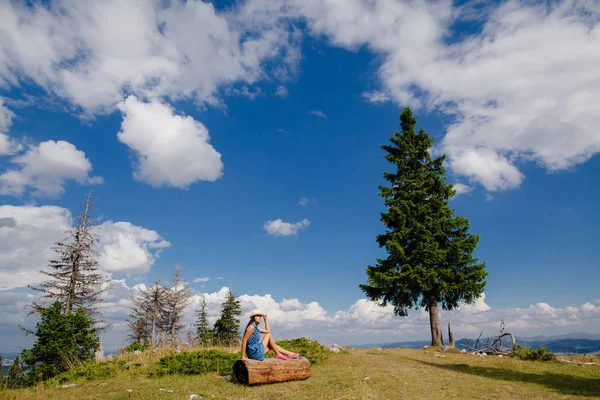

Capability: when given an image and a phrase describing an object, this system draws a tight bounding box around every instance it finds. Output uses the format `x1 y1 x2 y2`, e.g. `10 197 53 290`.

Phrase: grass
1 347 599 399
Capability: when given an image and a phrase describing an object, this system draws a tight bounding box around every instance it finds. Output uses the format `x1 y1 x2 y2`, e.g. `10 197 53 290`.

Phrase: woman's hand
263 314 268 320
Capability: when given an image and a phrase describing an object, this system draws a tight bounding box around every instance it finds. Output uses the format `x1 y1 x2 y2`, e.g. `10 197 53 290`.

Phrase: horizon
1 0 599 353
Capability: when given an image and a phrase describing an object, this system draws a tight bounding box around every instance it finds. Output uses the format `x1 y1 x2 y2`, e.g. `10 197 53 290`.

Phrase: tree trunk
448 322 455 348
151 316 156 347
233 358 311 385
427 296 443 346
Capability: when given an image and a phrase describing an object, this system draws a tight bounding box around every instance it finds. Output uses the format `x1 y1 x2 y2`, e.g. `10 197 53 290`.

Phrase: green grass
1 347 599 399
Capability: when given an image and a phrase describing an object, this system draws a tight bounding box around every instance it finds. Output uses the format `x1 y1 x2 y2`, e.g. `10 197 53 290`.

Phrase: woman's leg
261 333 294 356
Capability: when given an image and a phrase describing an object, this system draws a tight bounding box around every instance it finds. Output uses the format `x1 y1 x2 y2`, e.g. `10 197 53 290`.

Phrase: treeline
1 191 245 389
127 272 243 349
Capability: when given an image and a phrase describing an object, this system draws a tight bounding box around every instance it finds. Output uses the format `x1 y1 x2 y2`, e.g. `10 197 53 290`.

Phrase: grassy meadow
1 347 599 400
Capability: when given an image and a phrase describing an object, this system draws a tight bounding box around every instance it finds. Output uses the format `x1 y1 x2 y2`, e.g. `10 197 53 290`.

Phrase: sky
0 0 599 353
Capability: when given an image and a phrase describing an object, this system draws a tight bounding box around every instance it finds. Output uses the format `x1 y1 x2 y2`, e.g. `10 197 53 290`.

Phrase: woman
241 311 299 361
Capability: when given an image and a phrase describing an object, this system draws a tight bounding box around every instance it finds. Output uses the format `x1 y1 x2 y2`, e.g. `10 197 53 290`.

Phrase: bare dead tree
28 191 111 324
161 264 192 345
465 319 516 355
128 278 167 347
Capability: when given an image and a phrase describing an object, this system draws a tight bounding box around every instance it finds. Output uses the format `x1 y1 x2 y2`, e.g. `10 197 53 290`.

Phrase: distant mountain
355 334 600 354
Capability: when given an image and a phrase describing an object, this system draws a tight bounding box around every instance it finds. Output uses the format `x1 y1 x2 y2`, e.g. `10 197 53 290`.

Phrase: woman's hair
245 315 258 330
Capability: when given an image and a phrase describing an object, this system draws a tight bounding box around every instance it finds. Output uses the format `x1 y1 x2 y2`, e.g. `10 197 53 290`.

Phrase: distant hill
355 333 600 354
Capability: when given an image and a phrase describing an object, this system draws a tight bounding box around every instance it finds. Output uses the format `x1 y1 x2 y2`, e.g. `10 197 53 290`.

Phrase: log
233 357 311 385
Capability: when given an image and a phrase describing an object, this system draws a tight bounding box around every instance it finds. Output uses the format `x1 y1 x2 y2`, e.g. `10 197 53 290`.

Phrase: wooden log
233 357 311 385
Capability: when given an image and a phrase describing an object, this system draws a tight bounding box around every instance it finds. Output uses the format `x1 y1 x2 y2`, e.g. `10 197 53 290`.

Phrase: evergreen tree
129 278 167 347
161 264 192 345
28 191 110 322
195 298 212 346
213 289 242 346
360 107 487 346
6 356 23 389
21 301 98 383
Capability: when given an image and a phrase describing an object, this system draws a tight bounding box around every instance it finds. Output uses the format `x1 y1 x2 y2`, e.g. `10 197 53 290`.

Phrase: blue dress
246 325 265 361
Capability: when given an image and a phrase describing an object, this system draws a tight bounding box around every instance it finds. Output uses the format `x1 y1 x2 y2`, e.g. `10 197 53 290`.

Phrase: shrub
266 337 330 365
153 350 238 377
122 341 151 353
512 345 557 361
50 359 140 384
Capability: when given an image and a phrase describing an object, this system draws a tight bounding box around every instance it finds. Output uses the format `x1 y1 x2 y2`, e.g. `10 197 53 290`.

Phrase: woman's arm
241 326 254 360
263 314 270 333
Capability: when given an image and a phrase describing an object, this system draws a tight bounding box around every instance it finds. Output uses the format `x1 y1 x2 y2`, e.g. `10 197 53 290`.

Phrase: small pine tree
195 298 212 346
28 191 111 323
213 289 242 346
161 264 192 345
21 301 98 383
6 356 24 389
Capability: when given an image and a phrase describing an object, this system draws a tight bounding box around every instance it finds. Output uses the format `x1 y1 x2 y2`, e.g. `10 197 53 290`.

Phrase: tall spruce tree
28 191 110 322
213 289 242 346
195 298 212 346
360 107 487 346
161 264 192 344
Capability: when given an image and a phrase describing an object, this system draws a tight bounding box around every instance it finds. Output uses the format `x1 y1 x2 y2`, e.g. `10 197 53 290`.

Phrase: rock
133 350 142 355
364 377 371 380
461 349 467 353
497 355 503 358
188 395 202 399
61 384 77 389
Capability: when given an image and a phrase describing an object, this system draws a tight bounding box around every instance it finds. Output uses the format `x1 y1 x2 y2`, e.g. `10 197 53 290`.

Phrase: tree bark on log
233 358 311 385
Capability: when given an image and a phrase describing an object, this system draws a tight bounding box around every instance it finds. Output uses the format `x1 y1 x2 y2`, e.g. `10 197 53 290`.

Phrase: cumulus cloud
264 218 310 236
0 205 169 289
97 221 171 275
362 90 391 104
273 0 600 192
193 277 210 283
117 96 223 188
0 140 103 198
0 0 300 114
309 110 327 118
452 183 473 196
2 281 599 351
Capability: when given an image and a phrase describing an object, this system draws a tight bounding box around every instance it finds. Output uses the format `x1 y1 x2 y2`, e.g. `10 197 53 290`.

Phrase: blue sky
1 0 599 352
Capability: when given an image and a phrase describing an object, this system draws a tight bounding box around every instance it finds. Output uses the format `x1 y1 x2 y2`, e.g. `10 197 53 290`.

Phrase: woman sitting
241 311 299 361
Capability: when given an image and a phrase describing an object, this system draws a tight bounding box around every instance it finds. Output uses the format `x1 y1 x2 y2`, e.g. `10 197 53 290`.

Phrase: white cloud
0 205 72 290
362 90 391 104
193 277 210 283
0 100 21 156
277 128 289 134
277 0 600 192
0 205 169 289
275 85 289 97
117 96 223 188
452 183 473 196
97 221 170 275
264 218 310 236
1 281 600 352
309 110 327 118
298 197 316 206
0 140 103 198
0 0 301 115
